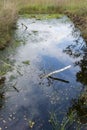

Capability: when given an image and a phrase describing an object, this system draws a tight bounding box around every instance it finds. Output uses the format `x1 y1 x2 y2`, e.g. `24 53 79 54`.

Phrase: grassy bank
18 0 87 42
0 0 87 49
0 1 18 49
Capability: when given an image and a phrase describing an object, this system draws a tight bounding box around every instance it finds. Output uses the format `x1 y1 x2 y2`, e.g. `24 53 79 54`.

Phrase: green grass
19 5 63 14
18 0 87 15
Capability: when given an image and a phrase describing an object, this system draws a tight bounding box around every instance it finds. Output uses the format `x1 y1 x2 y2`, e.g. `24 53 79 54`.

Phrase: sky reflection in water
0 16 87 130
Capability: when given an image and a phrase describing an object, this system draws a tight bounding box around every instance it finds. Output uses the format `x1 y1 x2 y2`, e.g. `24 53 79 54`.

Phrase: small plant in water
49 111 80 130
49 112 60 130
32 30 38 34
22 60 30 65
29 120 35 128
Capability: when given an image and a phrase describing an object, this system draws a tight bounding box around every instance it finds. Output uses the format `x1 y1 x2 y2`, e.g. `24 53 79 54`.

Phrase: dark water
0 16 87 130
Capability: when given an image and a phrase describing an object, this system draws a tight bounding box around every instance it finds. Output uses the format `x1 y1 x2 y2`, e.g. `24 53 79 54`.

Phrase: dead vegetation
0 1 18 49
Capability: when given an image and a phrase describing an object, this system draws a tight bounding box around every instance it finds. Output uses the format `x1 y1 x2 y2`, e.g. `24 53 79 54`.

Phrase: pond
0 15 87 130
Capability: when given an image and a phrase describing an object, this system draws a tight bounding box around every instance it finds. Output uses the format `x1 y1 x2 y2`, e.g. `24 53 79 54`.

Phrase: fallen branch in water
12 82 19 93
21 23 28 30
48 76 69 83
43 65 71 78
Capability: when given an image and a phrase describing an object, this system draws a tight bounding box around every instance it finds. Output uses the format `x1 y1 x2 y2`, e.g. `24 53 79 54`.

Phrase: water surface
0 16 87 130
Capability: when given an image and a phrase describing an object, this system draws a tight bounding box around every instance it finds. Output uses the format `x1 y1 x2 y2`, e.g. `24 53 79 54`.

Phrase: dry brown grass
0 1 18 49
0 3 17 30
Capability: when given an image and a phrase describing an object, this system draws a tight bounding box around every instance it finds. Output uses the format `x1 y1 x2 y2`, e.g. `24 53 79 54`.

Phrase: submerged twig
21 23 28 30
12 82 19 93
43 65 71 78
48 76 69 83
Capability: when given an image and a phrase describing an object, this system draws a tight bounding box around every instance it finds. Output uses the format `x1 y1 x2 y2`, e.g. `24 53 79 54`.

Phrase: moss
20 14 63 20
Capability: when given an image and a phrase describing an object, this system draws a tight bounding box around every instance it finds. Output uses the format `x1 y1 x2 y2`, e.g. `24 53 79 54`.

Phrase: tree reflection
63 23 87 84
63 24 86 57
63 26 87 126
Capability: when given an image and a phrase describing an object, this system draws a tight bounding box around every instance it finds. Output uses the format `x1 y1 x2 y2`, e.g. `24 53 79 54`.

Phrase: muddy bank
0 36 11 50
0 25 17 50
66 12 87 42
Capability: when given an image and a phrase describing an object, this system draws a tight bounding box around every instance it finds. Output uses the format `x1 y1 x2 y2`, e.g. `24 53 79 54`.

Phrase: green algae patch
20 14 64 20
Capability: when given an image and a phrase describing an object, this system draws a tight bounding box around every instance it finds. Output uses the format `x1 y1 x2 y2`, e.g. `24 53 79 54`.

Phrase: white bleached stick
43 65 71 78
